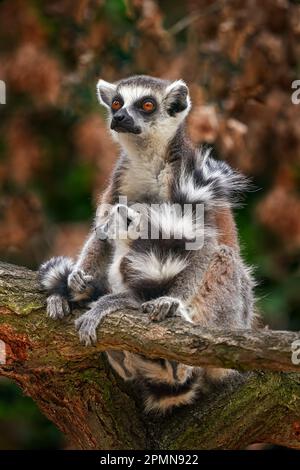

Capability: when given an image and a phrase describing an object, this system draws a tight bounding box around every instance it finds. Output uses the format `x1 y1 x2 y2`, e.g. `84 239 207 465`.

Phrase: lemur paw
47 294 70 319
75 307 101 346
68 269 93 293
142 296 180 322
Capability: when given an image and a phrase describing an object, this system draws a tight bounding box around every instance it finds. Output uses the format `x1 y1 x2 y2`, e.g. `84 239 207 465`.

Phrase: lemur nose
114 111 126 122
111 108 141 134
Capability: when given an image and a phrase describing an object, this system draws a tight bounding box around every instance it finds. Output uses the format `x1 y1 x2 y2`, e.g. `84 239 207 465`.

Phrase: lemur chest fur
108 243 130 294
119 156 173 202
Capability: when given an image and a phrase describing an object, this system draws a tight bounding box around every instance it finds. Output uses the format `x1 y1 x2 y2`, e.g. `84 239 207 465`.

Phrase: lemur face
96 75 191 142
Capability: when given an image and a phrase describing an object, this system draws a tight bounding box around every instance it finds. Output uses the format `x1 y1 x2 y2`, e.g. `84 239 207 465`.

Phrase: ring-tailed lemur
39 75 255 413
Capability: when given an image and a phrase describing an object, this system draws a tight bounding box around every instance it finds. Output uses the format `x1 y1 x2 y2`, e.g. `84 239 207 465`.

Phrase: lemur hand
68 269 94 294
46 294 70 319
142 296 181 322
75 303 104 346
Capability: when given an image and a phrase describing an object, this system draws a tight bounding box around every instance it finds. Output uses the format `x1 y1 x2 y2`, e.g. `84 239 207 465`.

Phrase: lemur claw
142 296 180 322
68 269 93 293
47 294 70 319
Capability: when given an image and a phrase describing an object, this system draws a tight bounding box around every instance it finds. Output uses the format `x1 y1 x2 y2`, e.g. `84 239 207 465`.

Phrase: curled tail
106 350 201 414
38 256 74 299
38 256 74 319
38 255 104 318
175 147 249 208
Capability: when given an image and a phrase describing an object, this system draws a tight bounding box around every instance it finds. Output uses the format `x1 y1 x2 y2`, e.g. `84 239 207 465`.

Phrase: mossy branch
0 261 300 449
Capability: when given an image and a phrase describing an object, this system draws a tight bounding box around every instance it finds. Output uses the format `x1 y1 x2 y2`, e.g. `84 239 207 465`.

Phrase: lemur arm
75 292 140 345
68 233 111 301
67 183 115 301
38 182 115 319
142 208 254 330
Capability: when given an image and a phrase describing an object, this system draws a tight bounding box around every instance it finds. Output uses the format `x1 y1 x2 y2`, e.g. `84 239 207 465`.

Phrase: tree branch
0 261 300 449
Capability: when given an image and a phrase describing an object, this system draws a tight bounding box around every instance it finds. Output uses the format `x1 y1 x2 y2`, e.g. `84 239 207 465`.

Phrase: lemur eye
111 99 122 111
142 100 155 113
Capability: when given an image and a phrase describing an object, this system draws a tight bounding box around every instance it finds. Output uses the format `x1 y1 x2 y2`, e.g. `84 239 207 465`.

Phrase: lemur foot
47 294 70 319
75 305 102 346
68 269 93 293
142 296 181 322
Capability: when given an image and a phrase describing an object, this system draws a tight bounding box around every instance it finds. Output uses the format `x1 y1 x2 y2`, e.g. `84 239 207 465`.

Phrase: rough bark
0 261 299 449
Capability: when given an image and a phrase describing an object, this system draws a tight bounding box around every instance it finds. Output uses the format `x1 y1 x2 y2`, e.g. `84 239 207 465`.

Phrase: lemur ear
96 79 117 108
164 79 191 117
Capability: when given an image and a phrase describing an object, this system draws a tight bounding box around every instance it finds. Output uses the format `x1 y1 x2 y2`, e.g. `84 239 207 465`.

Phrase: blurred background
0 0 299 449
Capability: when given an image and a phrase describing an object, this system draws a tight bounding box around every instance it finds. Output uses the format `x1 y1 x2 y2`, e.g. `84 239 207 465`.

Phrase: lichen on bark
0 261 300 449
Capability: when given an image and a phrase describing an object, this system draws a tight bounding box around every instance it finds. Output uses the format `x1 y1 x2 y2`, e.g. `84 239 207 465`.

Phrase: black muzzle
111 109 141 134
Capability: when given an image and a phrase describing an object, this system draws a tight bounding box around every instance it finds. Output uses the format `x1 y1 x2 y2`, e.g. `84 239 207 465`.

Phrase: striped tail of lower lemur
38 75 256 413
